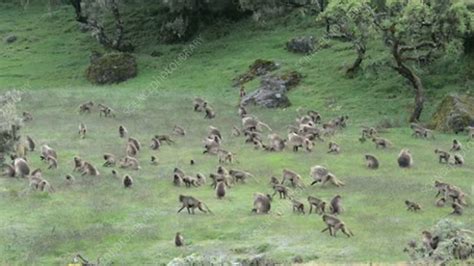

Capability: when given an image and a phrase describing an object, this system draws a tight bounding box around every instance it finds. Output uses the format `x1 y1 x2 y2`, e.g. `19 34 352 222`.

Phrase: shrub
85 53 137 85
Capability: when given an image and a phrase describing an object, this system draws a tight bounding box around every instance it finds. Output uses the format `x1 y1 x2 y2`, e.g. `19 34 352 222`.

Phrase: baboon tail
203 203 213 214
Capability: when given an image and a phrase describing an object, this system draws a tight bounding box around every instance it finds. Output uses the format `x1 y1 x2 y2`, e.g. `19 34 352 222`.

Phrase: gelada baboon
252 193 272 214
453 154 464 166
272 184 289 199
2 163 15 177
292 199 305 214
73 156 83 172
308 196 326 215
405 200 421 212
217 149 234 164
451 202 463 215
321 214 353 237
26 136 35 152
80 161 100 176
98 103 115 117
150 138 161 150
79 101 94 113
421 231 439 252
119 156 140 170
29 176 54 192
435 197 446 207
269 176 280 186
151 156 159 165
330 195 343 215
208 126 222 140
242 116 272 132
238 105 247 118
103 153 116 167
468 126 474 140
196 173 206 185
22 111 33 122
204 103 216 119
434 149 450 164
46 155 58 169
281 169 304 188
216 181 226 199
229 169 252 183
232 126 241 137
434 181 467 206
78 122 87 139
173 125 186 136
450 139 462 152
175 232 184 247
14 158 30 178
266 133 286 152
155 135 175 145
287 132 313 152
310 166 345 187
365 154 379 169
119 125 128 138
123 175 133 188
128 137 141 151
126 142 138 157
372 137 392 149
397 149 413 168
193 97 207 112
182 176 199 188
41 145 57 161
177 195 212 214
327 142 340 154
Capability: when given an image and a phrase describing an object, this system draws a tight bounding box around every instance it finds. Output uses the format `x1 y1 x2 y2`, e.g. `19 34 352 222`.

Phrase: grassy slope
0 2 473 265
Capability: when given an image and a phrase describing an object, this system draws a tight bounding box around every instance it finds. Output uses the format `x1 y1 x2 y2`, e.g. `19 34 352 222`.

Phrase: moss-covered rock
85 53 137 85
232 59 279 87
430 94 474 133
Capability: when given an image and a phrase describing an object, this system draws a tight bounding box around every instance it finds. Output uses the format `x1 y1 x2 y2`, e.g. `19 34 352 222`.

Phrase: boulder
431 94 474 133
232 59 279 87
4 35 17 44
85 52 137 85
286 36 315 54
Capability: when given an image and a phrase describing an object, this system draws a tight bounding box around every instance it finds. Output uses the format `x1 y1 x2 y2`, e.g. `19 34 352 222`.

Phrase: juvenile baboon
98 103 115 117
79 101 94 113
410 123 434 139
242 116 272 132
155 135 175 145
288 133 313 152
451 202 463 215
208 126 222 141
46 155 58 169
123 175 133 188
177 195 212 214
310 166 345 187
434 149 450 164
119 156 140 170
217 149 234 164
182 176 199 187
119 125 128 138
196 173 206 185
397 149 413 168
216 181 226 199
73 156 83 172
150 138 161 150
252 193 272 214
330 195 343 215
450 139 462 152
209 173 230 189
238 105 247 118
365 154 379 169
272 184 289 199
14 158 30 178
281 169 304 188
80 161 100 176
103 153 116 167
435 197 446 207
244 130 261 144
2 163 15 177
175 232 184 247
327 141 340 154
78 122 87 139
229 169 252 183
173 174 183 186
453 154 464 166
421 231 439 252
173 125 186 136
151 156 158 165
29 176 54 192
65 174 75 184
193 97 207 112
126 142 139 157
26 136 35 152
232 126 241 137
308 196 326 215
405 200 422 212
269 176 280 186
372 137 392 149
41 145 57 161
204 104 216 119
128 137 141 151
292 199 305 214
22 111 33 122
266 133 286 152
321 214 353 237
174 167 185 179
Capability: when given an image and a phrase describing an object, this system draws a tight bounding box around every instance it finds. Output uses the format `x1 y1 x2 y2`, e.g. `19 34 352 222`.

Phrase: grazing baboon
175 232 184 247
365 154 379 169
103 153 116 167
22 111 33 122
287 132 313 152
182 176 199 187
155 135 175 145
252 193 272 214
372 137 392 149
79 101 94 113
327 142 340 154
307 196 326 215
80 161 100 176
434 149 450 164
307 110 321 124
73 156 83 172
310 166 345 187
173 174 183 186
229 169 252 183
321 214 353 237
450 139 462 152
193 97 207 112
123 175 133 188
196 173 206 185
242 116 272 132
272 184 289 199
410 123 434 139
41 145 57 161
292 199 305 214
208 126 222 141
177 195 212 214
65 174 75 184
150 138 161 150
434 181 467 206
46 155 58 169
244 130 261 144
451 202 463 215
98 103 115 117
2 163 15 177
78 122 87 139
217 149 234 164
266 133 286 152
151 156 158 165
422 231 439 252
397 149 413 168
209 173 230 189
14 158 30 177
232 126 241 137
173 125 186 136
119 156 140 170
128 137 141 151
126 142 139 157
204 104 216 119
238 105 247 118
26 136 35 152
29 176 54 192
216 181 226 199
453 154 464 166
405 200 421 212
435 197 446 207
330 195 343 215
119 125 128 138
281 169 304 188
174 167 185 178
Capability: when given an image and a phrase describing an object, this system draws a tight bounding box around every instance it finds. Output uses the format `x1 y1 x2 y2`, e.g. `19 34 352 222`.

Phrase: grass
0 2 473 265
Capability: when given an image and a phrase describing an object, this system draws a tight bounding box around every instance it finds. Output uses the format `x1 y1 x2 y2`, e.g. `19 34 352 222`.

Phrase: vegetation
0 0 473 264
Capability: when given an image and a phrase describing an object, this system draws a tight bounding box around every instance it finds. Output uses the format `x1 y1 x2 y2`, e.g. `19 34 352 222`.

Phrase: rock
85 52 137 85
286 36 315 54
232 59 279 87
4 35 17 44
431 94 474 133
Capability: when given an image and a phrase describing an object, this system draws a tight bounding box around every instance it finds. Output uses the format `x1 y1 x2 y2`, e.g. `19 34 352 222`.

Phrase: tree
69 0 133 52
322 0 374 76
375 0 471 122
0 91 22 159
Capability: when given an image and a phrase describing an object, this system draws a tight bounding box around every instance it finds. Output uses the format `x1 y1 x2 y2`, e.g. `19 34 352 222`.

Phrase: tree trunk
392 42 425 122
346 44 365 76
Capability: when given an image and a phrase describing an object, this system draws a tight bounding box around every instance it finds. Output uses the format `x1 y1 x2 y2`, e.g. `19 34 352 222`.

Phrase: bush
85 53 137 85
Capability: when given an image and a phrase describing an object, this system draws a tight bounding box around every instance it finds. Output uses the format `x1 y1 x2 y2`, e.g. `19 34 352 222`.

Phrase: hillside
0 2 473 265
